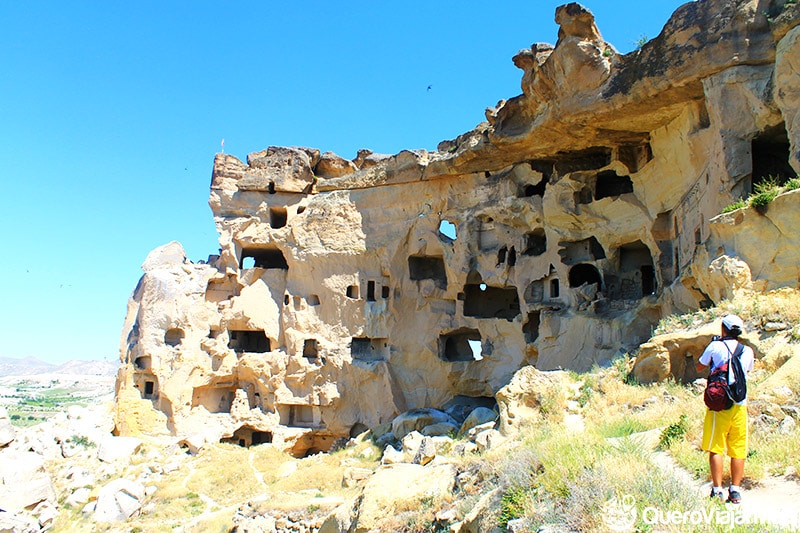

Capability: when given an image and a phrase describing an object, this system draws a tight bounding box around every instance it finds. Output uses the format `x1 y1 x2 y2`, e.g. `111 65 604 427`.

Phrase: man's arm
696 359 709 373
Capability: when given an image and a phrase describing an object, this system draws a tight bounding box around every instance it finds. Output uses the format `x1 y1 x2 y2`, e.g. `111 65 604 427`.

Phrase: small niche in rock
134 356 151 370
550 278 560 298
408 255 447 289
463 284 520 320
523 311 541 343
523 229 547 256
164 328 184 347
303 339 318 359
239 247 289 270
351 337 388 361
269 207 288 228
618 143 652 173
519 175 547 197
439 329 482 362
568 263 602 289
752 123 796 187
228 330 271 353
346 285 359 299
594 171 633 200
558 237 606 265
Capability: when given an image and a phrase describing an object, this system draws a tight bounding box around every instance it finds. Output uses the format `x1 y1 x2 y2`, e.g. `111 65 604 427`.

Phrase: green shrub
70 435 96 448
785 177 800 191
657 414 688 450
499 487 529 528
721 199 745 213
749 177 781 209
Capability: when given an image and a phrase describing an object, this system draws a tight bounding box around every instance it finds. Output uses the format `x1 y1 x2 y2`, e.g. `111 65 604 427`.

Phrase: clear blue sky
0 1 687 363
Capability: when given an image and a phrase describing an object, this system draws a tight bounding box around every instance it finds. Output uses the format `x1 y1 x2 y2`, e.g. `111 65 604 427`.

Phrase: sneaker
727 489 741 504
710 488 724 501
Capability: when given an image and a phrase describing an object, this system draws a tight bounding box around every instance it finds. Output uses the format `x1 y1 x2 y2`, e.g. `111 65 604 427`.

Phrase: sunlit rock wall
115 0 800 455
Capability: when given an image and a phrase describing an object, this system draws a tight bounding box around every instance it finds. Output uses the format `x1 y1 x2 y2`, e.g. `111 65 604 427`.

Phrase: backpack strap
723 341 744 360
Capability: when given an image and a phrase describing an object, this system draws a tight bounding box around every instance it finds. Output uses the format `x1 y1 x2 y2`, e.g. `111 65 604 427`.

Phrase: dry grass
655 288 800 336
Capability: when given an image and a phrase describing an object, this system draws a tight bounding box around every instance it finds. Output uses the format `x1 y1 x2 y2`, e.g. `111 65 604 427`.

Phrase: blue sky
0 1 687 363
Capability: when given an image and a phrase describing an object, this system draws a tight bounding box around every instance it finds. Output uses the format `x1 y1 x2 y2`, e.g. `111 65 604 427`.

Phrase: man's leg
730 458 744 487
709 452 724 487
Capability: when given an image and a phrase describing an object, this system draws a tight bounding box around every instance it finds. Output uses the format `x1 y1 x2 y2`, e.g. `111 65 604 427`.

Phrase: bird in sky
427 85 432 91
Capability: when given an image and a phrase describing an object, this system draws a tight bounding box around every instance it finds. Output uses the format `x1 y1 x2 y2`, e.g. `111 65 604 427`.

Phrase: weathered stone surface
776 25 800 175
458 407 497 437
392 409 458 441
241 146 317 193
342 467 373 488
315 151 358 178
97 435 142 463
115 0 800 457
420 422 458 437
459 487 503 533
496 366 569 435
695 191 800 295
349 463 456 532
0 451 56 513
412 436 436 466
94 478 145 522
631 322 761 384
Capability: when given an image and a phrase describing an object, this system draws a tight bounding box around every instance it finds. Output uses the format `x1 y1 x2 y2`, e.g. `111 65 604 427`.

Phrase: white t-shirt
699 338 755 405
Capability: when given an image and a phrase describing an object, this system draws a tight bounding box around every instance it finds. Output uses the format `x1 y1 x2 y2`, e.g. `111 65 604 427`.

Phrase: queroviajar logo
602 493 637 532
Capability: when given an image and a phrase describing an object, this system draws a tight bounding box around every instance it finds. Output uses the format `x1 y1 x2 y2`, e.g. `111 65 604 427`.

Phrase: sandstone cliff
115 0 800 455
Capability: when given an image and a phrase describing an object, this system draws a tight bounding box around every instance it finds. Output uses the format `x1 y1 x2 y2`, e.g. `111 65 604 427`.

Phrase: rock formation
115 0 800 455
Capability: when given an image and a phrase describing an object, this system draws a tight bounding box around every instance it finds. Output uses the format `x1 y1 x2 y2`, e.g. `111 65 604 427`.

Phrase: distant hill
0 356 119 378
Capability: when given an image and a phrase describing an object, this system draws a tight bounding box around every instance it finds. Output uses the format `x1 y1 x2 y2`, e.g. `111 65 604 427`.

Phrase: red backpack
703 342 745 411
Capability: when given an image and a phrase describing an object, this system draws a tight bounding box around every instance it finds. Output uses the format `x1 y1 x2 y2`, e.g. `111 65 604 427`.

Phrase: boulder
496 366 569 435
381 444 405 465
342 467 373 488
94 478 146 522
458 407 497 437
0 451 56 513
412 436 436 466
392 409 458 440
349 463 456 531
97 436 142 463
421 422 458 437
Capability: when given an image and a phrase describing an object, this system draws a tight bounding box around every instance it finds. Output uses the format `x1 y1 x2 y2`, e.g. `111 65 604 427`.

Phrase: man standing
696 314 755 504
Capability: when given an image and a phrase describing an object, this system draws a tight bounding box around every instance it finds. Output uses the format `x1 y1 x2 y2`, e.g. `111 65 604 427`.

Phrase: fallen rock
0 450 56 513
392 409 458 440
349 463 456 531
458 407 497 437
412 436 436 466
97 436 142 463
496 366 569 435
421 422 458 437
94 478 146 522
342 467 373 488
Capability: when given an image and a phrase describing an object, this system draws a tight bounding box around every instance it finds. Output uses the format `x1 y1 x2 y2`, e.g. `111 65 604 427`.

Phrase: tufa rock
114 0 800 458
94 478 146 522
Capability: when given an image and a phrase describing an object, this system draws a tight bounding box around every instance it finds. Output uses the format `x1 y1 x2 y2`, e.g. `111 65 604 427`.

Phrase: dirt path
654 449 800 529
716 474 800 528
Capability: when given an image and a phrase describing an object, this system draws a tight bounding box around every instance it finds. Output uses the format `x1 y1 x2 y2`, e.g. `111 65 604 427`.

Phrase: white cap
722 314 744 332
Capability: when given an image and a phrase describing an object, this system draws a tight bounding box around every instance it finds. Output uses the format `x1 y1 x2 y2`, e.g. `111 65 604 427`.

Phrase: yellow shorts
702 404 748 459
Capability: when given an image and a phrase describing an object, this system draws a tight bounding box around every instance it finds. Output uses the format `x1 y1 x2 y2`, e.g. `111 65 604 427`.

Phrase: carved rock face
116 0 800 448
